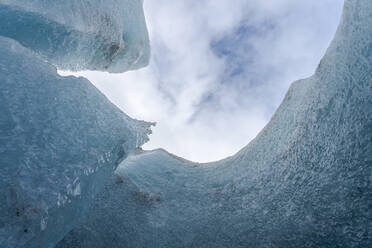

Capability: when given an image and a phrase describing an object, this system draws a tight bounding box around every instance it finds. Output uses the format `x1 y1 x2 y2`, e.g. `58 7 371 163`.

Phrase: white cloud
64 0 344 162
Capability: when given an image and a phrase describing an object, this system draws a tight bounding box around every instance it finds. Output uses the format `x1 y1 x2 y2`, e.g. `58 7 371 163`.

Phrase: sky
67 0 344 162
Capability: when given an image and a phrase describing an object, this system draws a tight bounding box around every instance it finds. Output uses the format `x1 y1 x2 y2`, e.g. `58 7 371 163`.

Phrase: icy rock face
58 0 372 247
0 37 152 248
0 0 150 73
57 149 212 248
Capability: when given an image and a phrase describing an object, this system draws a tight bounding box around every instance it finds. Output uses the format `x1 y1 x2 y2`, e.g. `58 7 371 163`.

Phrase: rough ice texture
58 0 372 247
0 36 153 248
0 0 150 73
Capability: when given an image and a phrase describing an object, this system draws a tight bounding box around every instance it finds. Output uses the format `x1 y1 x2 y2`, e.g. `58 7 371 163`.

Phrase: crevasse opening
1 0 371 247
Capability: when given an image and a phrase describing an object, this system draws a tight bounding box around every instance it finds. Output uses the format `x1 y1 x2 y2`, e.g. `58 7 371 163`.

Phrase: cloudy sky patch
68 0 344 162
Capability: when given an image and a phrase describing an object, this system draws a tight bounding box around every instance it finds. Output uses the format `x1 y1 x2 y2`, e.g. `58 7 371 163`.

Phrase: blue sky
72 0 344 162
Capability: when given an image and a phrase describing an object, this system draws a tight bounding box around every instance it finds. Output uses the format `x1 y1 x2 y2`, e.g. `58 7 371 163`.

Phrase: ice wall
58 0 372 247
0 0 150 73
0 36 152 248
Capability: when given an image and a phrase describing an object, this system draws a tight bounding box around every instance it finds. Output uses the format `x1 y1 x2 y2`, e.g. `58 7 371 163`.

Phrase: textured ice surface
0 37 152 248
58 0 372 247
0 0 150 73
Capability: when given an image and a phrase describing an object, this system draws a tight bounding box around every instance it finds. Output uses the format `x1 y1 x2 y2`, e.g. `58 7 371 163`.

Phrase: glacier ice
58 0 372 247
0 36 152 248
0 0 150 73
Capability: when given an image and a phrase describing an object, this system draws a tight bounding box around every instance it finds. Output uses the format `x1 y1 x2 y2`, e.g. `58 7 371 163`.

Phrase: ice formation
0 0 150 73
0 36 152 247
58 0 372 247
0 0 152 247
